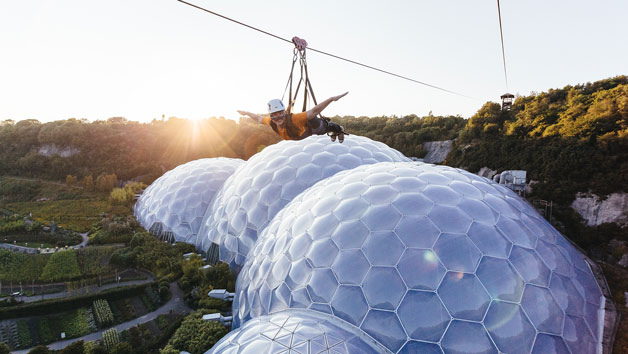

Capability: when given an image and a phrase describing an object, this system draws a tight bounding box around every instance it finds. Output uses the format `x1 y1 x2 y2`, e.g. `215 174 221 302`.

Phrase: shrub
26 345 50 354
37 318 54 344
17 320 33 348
40 249 81 281
92 299 114 327
59 340 84 354
109 342 134 354
0 342 10 354
165 311 229 354
101 328 119 349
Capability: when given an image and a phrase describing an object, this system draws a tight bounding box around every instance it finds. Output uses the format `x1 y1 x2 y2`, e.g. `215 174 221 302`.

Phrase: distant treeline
332 114 466 157
0 117 280 184
0 114 463 185
1 76 626 205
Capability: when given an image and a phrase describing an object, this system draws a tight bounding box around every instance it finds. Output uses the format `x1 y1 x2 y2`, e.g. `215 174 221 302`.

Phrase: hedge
0 282 155 319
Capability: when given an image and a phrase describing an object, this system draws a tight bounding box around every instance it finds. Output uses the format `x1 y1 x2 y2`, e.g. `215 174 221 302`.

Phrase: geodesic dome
199 135 409 270
207 310 389 354
233 162 605 354
134 158 244 249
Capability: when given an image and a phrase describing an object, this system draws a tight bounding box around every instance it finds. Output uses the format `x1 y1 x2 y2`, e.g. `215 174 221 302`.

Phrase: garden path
12 282 190 353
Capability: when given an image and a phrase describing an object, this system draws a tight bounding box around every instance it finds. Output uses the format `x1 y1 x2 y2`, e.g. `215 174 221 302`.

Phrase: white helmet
267 99 285 114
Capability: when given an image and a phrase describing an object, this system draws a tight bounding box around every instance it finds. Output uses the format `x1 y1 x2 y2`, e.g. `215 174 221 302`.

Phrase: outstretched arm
237 110 263 123
306 92 348 120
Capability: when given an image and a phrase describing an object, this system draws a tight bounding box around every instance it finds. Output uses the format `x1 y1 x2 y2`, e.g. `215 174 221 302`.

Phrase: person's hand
237 110 248 116
332 92 349 101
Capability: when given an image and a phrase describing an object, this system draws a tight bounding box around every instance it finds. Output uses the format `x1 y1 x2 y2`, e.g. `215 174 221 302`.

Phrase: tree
40 249 81 281
109 342 134 354
0 342 10 354
166 311 229 354
27 346 50 354
65 175 77 186
82 175 94 191
59 341 84 354
96 173 117 192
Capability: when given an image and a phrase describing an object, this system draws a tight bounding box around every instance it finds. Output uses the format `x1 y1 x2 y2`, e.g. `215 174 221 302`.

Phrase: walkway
12 282 190 353
0 232 88 255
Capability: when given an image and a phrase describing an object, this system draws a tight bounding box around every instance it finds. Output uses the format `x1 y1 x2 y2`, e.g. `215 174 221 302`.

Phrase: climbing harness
281 36 348 143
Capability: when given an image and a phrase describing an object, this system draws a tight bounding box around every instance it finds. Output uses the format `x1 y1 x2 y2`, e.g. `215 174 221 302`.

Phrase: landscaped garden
0 283 167 350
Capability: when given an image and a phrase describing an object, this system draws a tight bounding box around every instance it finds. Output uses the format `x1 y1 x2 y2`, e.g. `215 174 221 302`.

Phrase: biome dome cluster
134 157 243 248
232 162 604 353
133 135 608 354
198 135 409 269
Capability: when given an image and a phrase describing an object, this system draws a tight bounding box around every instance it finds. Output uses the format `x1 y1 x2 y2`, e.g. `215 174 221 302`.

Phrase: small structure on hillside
202 313 233 326
501 93 514 111
493 170 526 195
208 289 234 301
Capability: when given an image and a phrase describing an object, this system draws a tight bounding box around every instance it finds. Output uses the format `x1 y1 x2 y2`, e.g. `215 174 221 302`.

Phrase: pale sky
1 0 626 123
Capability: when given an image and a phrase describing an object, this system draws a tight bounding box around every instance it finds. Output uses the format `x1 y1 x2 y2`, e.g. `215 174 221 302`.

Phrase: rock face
421 140 453 163
38 144 80 157
571 192 628 226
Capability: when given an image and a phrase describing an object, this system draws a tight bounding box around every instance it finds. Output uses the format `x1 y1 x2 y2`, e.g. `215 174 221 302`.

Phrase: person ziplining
237 92 348 142
238 36 349 143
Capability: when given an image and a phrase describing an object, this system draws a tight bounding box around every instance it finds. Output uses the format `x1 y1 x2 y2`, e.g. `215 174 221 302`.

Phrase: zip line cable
176 0 476 100
497 0 509 92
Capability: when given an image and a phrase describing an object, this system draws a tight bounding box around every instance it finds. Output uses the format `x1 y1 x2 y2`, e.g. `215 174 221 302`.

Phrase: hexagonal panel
397 248 446 290
430 206 474 235
331 285 368 326
391 192 434 216
433 233 482 272
399 341 443 354
362 231 405 266
306 268 338 303
531 334 570 354
457 197 498 225
331 220 369 249
362 267 406 310
484 301 536 354
333 197 370 220
466 222 512 259
441 320 497 354
535 239 572 277
360 205 402 231
332 249 370 285
549 273 585 317
521 284 564 335
362 185 399 205
308 239 339 268
394 215 440 248
398 291 450 342
509 246 552 287
476 256 524 302
438 272 490 321
287 233 313 261
497 215 537 249
422 185 462 206
563 314 597 354
449 180 483 199
361 309 407 353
